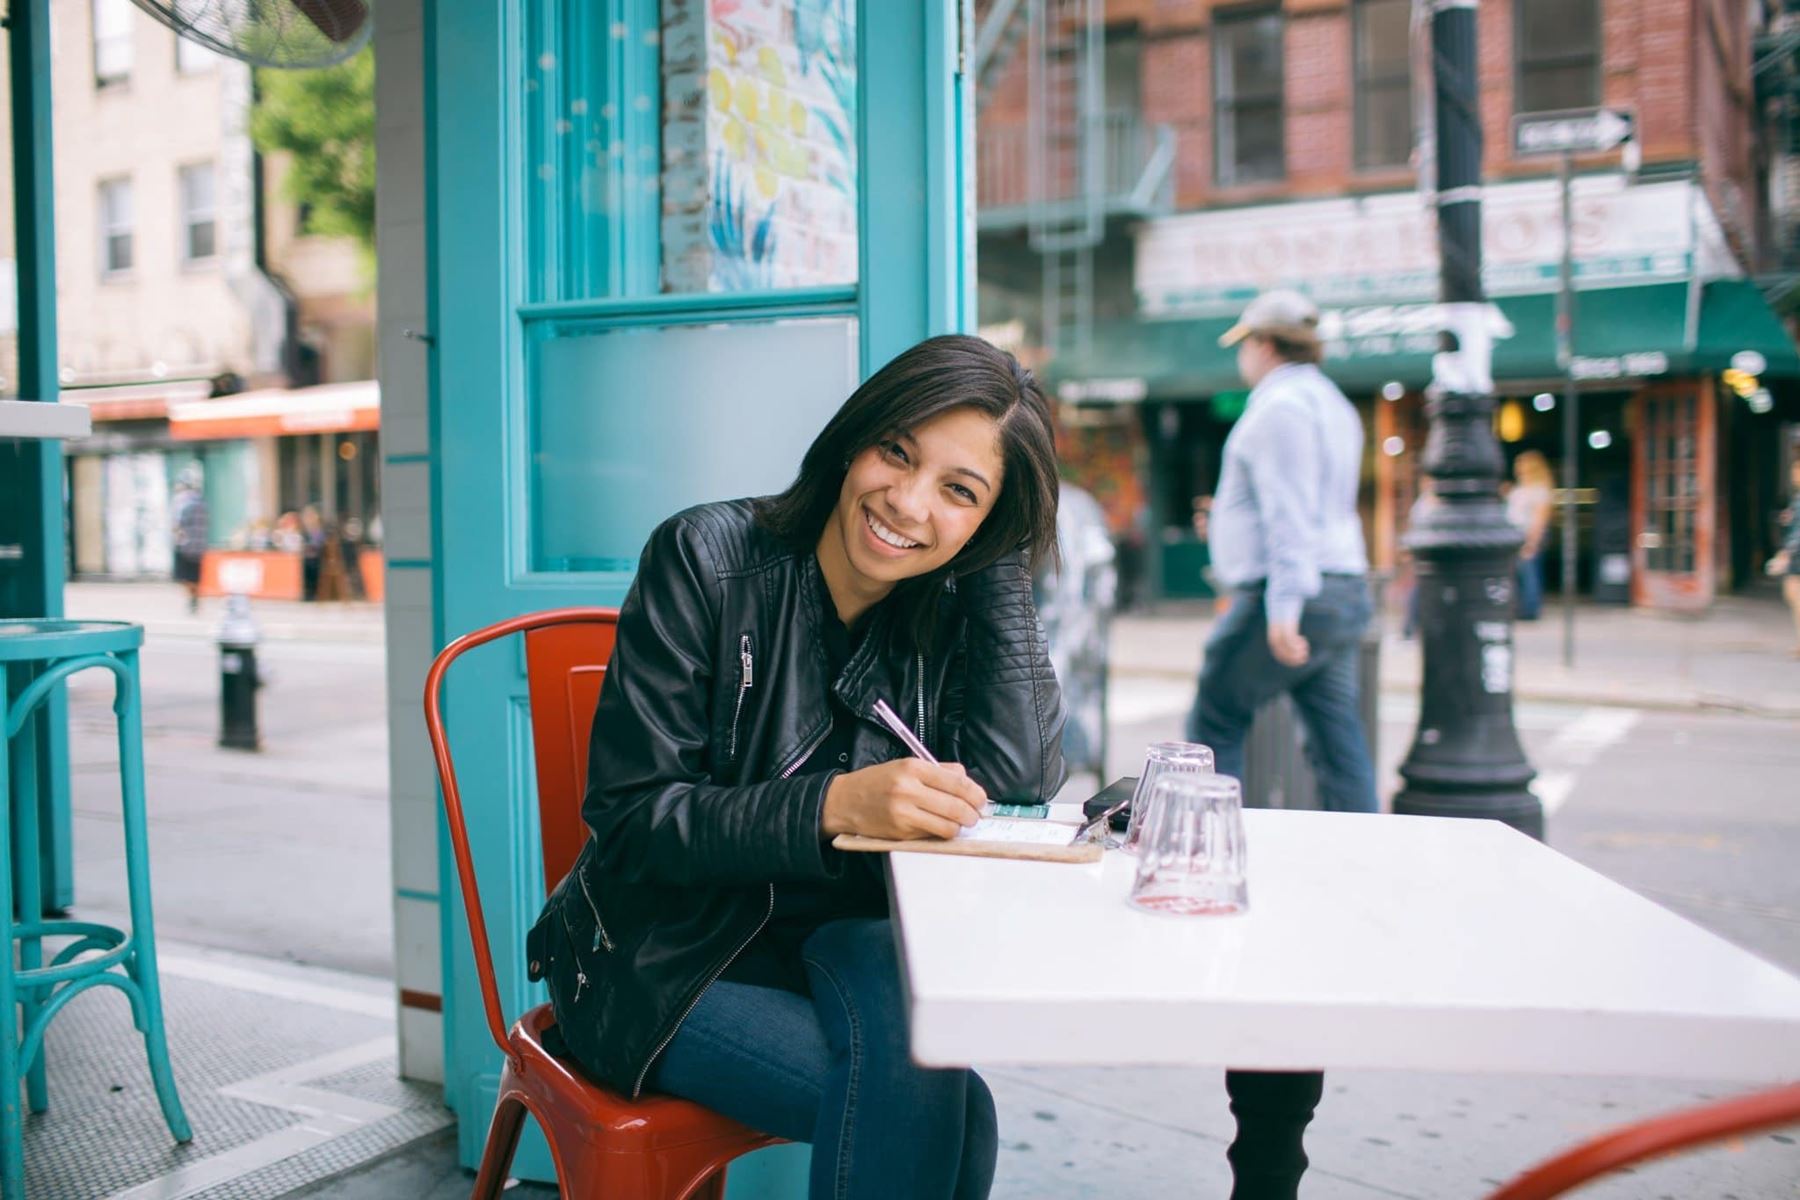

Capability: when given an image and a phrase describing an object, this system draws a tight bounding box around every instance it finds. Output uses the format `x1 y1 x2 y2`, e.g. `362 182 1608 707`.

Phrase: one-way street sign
1512 108 1636 157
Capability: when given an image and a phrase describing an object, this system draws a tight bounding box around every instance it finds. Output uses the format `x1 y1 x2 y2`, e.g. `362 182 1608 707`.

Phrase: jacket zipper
915 651 928 747
777 725 831 779
729 634 754 760
575 865 614 953
632 882 774 1097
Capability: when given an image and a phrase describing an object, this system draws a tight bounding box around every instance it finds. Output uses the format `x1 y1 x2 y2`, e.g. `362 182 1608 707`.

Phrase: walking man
1188 289 1378 812
171 468 209 614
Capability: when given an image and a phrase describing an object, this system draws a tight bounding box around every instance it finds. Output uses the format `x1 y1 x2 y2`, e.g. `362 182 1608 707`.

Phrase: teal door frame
5 0 75 910
427 0 972 1178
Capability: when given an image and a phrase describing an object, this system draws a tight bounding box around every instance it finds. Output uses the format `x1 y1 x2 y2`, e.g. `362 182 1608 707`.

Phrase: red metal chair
1484 1082 1800 1199
424 608 781 1200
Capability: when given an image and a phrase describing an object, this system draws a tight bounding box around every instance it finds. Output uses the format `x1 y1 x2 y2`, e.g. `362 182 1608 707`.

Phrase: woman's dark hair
755 334 1061 649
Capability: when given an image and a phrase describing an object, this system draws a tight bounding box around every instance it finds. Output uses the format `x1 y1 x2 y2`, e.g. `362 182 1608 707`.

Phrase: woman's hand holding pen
822 760 988 842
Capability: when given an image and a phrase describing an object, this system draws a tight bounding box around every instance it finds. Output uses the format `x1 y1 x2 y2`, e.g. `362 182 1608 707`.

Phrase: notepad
832 818 1100 863
957 816 1080 846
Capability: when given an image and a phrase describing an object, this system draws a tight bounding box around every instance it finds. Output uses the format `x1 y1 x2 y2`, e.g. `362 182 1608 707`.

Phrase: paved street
53 582 1800 1197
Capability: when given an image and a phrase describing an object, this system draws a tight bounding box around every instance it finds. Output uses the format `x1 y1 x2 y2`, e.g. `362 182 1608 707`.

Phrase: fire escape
974 0 1176 361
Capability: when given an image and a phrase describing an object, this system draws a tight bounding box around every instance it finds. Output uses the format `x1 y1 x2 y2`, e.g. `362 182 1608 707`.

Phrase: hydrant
218 592 261 751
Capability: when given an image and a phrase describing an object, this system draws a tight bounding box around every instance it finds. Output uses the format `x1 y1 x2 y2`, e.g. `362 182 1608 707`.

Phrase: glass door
1631 381 1717 609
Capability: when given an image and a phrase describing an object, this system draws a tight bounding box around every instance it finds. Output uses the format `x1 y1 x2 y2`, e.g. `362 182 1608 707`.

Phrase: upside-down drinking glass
1121 740 1215 855
1127 773 1249 916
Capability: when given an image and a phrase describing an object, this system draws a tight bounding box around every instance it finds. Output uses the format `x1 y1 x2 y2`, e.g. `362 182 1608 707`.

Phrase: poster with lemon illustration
663 0 858 292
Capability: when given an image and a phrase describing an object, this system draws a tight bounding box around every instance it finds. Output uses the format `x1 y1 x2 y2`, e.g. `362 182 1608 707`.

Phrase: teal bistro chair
1 619 191 1198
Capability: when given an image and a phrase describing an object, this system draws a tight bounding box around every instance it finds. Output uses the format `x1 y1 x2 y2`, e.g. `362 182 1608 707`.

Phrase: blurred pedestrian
1506 450 1556 621
1034 481 1118 782
1182 289 1375 1200
1767 456 1800 657
1186 289 1377 813
170 468 208 613
300 505 326 600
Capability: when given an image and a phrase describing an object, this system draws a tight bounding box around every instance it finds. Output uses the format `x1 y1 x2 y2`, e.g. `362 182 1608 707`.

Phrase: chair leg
8 666 48 1115
470 1094 530 1200
0 722 26 1200
115 655 192 1144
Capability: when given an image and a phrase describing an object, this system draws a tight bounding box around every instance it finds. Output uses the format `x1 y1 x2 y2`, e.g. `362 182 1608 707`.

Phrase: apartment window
1515 0 1601 115
92 0 134 88
99 177 134 276
1214 6 1284 187
180 164 217 262
1354 0 1413 170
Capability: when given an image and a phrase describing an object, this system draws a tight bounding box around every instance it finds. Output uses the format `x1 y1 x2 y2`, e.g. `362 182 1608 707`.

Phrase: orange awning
70 379 214 423
169 381 379 441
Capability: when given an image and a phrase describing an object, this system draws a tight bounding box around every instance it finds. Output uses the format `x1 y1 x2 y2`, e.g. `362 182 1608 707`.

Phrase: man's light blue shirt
1207 362 1369 626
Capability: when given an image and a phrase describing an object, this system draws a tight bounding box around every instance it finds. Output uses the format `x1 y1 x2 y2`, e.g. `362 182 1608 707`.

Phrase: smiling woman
526 333 1067 1200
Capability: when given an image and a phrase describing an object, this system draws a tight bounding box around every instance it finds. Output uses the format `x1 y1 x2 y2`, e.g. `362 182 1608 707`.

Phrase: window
176 31 219 74
1515 0 1600 115
92 0 134 88
99 177 134 276
1214 6 1284 187
1354 0 1413 170
180 164 218 262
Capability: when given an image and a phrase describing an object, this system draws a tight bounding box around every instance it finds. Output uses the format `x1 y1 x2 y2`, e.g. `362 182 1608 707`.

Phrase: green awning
1052 280 1800 399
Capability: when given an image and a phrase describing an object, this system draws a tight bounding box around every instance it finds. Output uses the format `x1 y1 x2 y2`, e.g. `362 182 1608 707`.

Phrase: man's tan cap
1218 289 1321 348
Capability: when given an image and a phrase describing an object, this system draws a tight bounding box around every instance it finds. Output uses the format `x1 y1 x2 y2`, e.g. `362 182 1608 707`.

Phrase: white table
890 810 1800 1083
0 399 90 439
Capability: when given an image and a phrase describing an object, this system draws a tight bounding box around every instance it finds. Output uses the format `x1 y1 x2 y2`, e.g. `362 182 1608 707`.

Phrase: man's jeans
649 918 998 1200
1186 575 1379 814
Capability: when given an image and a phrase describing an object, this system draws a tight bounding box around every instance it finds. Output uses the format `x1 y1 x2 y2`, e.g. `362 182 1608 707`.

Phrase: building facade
46 0 378 590
977 0 1800 612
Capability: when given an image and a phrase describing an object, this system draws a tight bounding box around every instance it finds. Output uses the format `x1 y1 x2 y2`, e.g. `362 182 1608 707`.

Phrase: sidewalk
40 580 1800 1198
64 581 387 647
1112 592 1800 718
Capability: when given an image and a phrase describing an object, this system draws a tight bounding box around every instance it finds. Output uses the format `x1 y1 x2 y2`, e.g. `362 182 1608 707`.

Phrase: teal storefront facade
400 0 977 1185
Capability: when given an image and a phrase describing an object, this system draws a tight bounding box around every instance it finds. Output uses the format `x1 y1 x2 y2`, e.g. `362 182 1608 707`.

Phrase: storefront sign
1135 178 1731 317
1570 352 1670 380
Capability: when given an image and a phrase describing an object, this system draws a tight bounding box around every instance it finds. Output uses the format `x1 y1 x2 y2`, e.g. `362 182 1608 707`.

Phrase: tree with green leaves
251 47 375 260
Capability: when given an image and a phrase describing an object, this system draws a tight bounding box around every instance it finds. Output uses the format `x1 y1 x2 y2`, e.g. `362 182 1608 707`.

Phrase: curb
1109 664 1800 721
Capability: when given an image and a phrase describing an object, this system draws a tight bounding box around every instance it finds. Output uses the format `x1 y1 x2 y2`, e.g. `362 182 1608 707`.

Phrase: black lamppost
1391 0 1543 838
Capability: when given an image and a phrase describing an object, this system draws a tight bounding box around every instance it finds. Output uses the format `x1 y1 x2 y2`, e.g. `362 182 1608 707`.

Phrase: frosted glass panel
531 317 859 572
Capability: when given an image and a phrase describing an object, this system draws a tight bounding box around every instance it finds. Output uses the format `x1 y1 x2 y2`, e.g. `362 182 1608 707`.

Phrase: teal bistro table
1 619 190 1198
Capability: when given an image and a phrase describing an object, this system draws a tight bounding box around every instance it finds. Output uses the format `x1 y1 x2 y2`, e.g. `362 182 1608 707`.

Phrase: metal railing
977 110 1176 217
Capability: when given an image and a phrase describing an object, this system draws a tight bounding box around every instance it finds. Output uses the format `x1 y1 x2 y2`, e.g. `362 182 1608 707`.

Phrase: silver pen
871 698 938 764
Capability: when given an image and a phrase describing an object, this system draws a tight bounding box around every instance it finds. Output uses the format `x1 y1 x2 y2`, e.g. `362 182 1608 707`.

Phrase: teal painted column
5 0 75 911
858 0 974 366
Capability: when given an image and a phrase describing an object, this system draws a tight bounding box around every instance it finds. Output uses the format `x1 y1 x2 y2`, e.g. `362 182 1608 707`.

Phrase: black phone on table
1081 777 1138 831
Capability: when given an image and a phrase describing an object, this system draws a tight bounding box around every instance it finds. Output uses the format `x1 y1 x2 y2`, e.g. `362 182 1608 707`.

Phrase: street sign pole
1557 151 1579 668
1510 106 1634 670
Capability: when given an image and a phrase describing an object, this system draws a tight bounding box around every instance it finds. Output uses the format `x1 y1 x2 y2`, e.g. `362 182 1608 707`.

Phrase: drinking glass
1121 740 1215 855
1127 773 1248 916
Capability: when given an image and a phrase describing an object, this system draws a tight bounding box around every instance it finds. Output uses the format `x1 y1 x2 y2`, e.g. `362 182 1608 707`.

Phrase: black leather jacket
527 500 1067 1096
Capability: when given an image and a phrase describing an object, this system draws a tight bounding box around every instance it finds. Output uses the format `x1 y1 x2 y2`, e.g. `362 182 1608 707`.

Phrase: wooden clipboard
832 832 1102 864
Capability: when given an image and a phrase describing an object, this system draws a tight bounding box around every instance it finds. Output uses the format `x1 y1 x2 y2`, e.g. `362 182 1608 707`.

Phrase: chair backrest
423 607 620 1058
522 617 619 893
1484 1081 1800 1200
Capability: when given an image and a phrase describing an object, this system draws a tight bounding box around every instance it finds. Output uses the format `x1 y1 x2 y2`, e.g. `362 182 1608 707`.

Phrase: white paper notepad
957 817 1080 846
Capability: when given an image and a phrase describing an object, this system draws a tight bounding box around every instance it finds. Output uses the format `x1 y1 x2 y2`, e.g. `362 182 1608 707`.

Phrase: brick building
976 0 1800 612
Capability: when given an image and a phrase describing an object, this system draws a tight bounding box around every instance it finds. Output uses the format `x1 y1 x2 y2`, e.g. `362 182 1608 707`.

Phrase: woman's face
823 406 1006 594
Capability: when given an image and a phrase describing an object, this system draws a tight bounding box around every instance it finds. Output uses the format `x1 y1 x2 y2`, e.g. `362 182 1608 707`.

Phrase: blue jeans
1515 549 1545 621
649 918 997 1200
1186 576 1379 814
